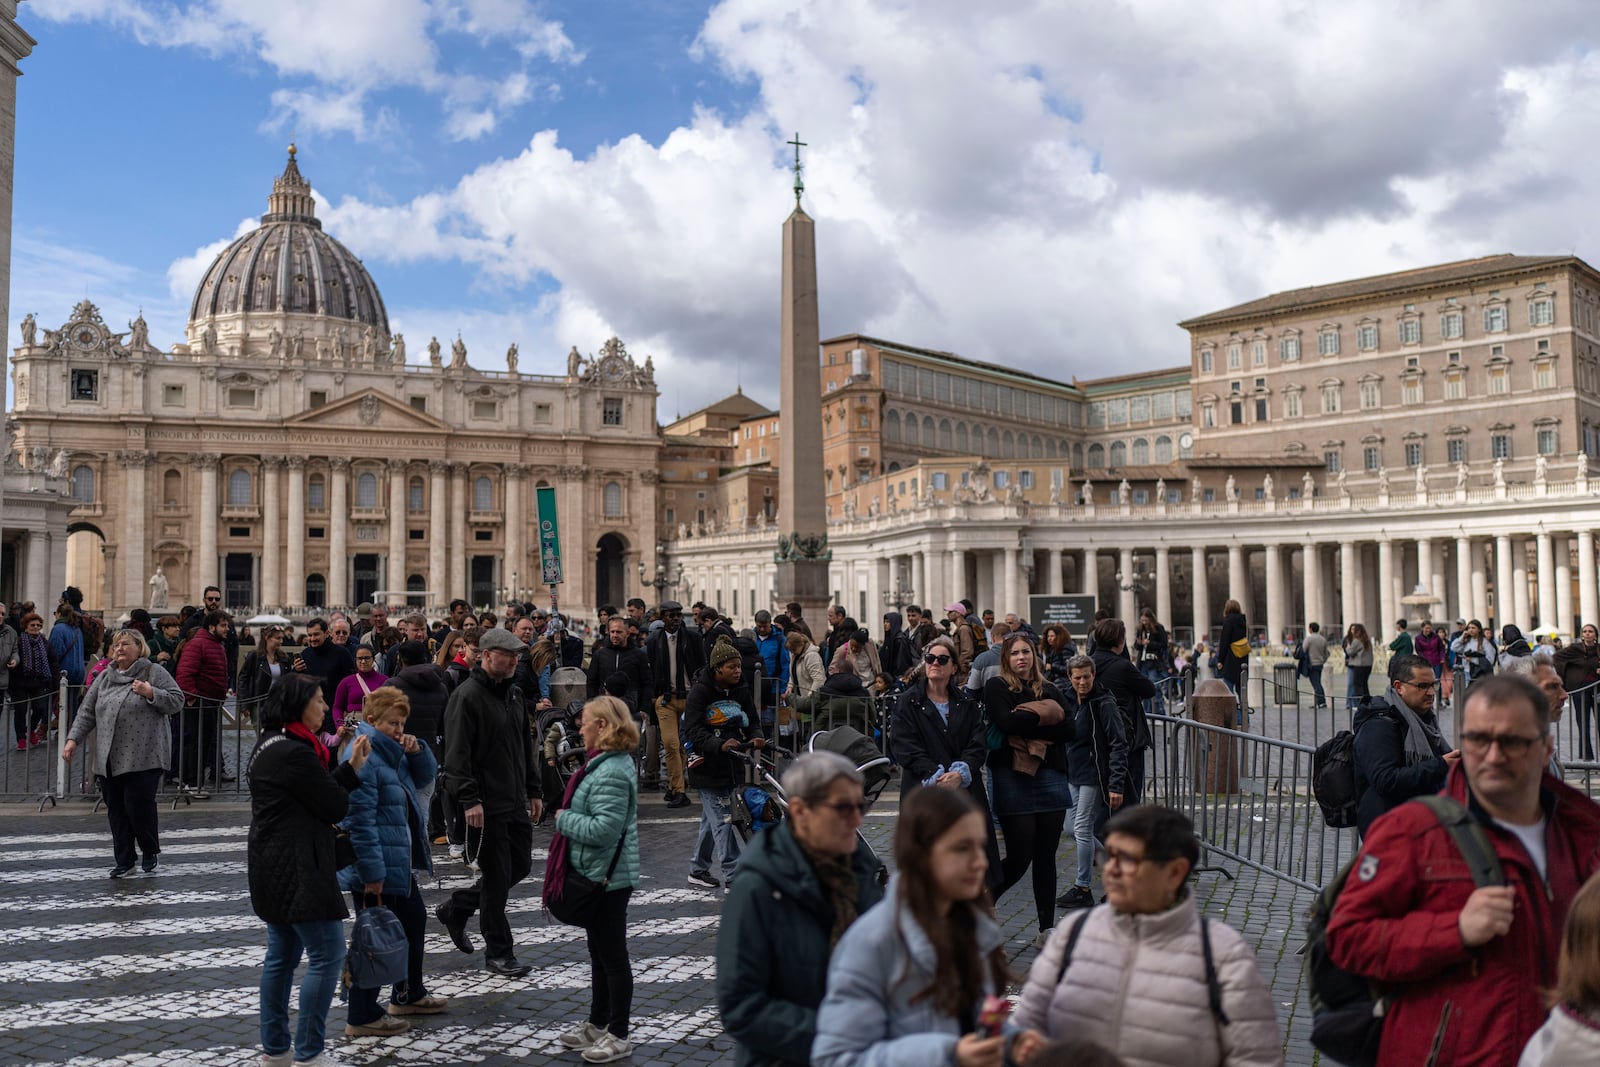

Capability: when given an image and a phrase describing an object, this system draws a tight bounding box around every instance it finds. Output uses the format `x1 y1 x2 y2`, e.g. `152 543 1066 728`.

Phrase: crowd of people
29 578 1600 1066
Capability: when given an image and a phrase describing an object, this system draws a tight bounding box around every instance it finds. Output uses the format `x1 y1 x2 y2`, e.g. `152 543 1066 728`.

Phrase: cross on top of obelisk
786 132 806 207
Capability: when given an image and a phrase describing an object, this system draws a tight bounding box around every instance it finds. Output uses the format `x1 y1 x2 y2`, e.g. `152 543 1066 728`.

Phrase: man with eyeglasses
1351 653 1459 837
1327 673 1600 1067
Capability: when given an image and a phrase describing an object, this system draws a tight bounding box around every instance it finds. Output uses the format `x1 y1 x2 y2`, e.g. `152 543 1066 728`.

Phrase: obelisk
774 133 831 620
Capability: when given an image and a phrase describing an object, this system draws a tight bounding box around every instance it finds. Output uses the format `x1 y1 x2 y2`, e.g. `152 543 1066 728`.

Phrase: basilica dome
188 146 389 337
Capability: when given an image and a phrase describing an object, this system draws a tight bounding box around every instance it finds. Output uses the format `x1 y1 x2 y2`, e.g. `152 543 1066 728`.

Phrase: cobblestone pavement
0 788 1319 1066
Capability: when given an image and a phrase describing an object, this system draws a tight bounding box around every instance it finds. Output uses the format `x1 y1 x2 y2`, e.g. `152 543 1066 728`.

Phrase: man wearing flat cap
646 600 701 808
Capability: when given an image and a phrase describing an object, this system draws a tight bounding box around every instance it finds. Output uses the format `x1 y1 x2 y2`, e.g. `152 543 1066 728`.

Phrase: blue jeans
260 918 346 1061
1071 783 1106 887
691 788 742 884
1307 664 1327 707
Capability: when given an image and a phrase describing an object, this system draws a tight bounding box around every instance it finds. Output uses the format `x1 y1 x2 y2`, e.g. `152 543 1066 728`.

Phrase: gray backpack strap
1413 794 1504 888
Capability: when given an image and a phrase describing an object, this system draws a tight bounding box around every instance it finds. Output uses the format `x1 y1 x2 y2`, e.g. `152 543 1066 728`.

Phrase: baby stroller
728 725 893 885
537 700 586 800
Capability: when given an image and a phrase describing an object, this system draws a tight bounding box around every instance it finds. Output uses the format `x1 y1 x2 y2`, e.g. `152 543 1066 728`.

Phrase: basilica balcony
221 504 260 520
468 510 501 525
157 504 189 517
69 502 103 519
350 506 386 521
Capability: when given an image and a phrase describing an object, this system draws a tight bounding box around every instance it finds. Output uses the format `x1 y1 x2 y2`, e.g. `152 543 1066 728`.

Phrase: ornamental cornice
428 459 449 476
286 456 308 470
191 453 221 471
387 459 409 476
329 457 352 473
638 469 660 485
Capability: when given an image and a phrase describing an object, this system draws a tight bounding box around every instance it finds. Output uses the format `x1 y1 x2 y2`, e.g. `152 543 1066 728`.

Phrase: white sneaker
259 1053 292 1067
581 1032 633 1063
559 1021 606 1050
1032 927 1053 950
448 844 464 860
292 1054 349 1067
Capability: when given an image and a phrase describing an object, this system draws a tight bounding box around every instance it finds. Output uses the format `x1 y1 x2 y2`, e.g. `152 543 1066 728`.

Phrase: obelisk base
775 559 831 625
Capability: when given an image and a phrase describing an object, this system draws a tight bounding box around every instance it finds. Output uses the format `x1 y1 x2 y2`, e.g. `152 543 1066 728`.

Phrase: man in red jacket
1327 673 1600 1066
176 610 232 798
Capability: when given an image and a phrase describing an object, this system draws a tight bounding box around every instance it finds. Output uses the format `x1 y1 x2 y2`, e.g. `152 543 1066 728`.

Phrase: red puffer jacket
1325 765 1600 1067
176 627 231 702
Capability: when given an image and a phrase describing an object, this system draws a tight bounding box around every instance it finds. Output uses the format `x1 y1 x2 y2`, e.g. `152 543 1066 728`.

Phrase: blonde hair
1554 870 1600 1013
109 628 150 659
362 687 410 723
583 696 640 752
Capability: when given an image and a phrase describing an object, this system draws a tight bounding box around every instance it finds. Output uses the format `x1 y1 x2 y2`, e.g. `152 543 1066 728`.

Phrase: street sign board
1028 594 1096 633
536 485 563 585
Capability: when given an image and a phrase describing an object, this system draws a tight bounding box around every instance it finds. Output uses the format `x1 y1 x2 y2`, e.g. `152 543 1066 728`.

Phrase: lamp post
639 542 684 598
881 573 913 610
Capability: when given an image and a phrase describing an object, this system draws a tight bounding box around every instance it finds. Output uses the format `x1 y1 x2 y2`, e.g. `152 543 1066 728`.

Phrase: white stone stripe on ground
0 825 251 848
1 860 250 883
0 956 719 1032
0 916 723 982
16 1007 724 1066
14 887 723 943
2 848 550 875
0 839 249 863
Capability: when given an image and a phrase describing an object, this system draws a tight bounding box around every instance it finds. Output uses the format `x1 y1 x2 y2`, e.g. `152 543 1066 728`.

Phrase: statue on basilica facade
1118 478 1131 504
1415 463 1428 493
1224 474 1237 501
200 323 217 356
291 328 306 361
1155 477 1167 501
19 312 34 348
449 335 468 369
1302 471 1316 498
643 354 654 382
506 343 519 373
1579 453 1589 480
567 345 584 379
1494 457 1507 489
49 449 69 478
427 336 442 368
1191 476 1202 503
1456 461 1469 490
1377 466 1389 494
148 566 169 611
268 327 283 360
1536 453 1549 483
1263 473 1274 500
391 333 406 365
361 325 377 365
128 314 150 352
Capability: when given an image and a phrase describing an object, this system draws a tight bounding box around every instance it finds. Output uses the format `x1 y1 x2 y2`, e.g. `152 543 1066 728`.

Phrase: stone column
1495 535 1514 630
1264 542 1284 648
1422 539 1444 615
1455 537 1473 626
1154 546 1172 629
1471 542 1489 625
1226 544 1246 612
1118 546 1136 622
262 458 282 608
1536 532 1556 629
387 461 407 607
1191 545 1209 643
428 460 448 602
195 453 220 593
1513 539 1531 631
1375 539 1394 639
25 530 53 616
910 551 925 609
286 457 306 608
449 463 469 600
120 451 149 612
329 458 349 608
949 547 966 605
1580 530 1599 631
1003 546 1020 616
1556 536 1574 636
1303 543 1322 631
1082 548 1098 598
503 464 524 603
1340 541 1358 633
1047 547 1064 595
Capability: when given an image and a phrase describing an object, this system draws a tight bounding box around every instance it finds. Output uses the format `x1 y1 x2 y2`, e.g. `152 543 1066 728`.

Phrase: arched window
1046 438 1058 459
407 476 424 512
356 472 378 508
1002 431 1016 458
603 481 622 517
986 427 999 456
473 476 492 511
1131 438 1149 465
406 574 425 608
306 573 326 608
1072 443 1084 470
228 468 252 506
904 412 920 446
71 465 94 502
1087 444 1105 469
308 473 326 511
1032 435 1044 459
955 422 969 452
939 419 953 450
1110 441 1127 467
162 468 182 506
884 410 902 443
922 415 935 444
1154 435 1173 463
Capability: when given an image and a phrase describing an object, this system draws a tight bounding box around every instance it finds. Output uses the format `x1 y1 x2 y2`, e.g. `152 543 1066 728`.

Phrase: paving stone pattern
1 790 1321 1066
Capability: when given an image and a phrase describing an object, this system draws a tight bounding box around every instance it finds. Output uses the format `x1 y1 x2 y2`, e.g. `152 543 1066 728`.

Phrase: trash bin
1273 662 1299 708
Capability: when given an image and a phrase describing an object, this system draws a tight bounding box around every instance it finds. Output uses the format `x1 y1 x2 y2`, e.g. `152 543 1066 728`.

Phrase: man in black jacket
1089 617 1156 805
294 617 355 709
1351 653 1458 837
646 601 701 809
587 616 652 716
683 637 761 889
437 628 544 977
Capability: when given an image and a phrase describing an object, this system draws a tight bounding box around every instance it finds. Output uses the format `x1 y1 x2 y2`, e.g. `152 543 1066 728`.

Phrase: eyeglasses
1459 731 1546 756
1096 845 1166 870
1399 679 1439 691
811 799 869 817
923 653 952 666
204 597 221 604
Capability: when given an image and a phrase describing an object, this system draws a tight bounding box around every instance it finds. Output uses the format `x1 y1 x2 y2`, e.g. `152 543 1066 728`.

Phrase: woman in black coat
236 625 292 723
249 673 370 1067
1217 599 1248 695
889 635 1002 882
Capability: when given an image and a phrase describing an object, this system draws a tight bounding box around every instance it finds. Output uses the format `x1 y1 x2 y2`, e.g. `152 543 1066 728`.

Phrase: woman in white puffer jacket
1520 871 1600 1066
1010 805 1283 1067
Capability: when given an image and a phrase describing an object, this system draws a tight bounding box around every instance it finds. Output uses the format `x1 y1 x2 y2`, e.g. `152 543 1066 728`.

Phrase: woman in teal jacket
336 687 446 1039
554 695 641 1065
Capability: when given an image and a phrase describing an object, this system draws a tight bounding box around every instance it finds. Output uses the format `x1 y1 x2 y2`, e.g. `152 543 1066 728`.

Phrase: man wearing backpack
1351 653 1458 837
1325 674 1600 1067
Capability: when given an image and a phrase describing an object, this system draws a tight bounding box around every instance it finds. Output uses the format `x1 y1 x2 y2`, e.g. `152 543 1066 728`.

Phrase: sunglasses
923 653 952 666
812 800 869 817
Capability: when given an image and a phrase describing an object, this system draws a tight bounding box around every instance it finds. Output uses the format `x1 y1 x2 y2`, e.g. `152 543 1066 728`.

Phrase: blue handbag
346 901 408 990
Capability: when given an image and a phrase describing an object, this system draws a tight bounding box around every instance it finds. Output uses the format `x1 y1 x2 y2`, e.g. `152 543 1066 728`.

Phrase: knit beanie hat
710 636 740 670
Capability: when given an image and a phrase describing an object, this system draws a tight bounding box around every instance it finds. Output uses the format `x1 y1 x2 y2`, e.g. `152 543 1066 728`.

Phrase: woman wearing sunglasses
890 636 1002 878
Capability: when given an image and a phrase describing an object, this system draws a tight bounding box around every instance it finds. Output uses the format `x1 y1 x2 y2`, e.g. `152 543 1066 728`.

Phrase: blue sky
14 1 1600 418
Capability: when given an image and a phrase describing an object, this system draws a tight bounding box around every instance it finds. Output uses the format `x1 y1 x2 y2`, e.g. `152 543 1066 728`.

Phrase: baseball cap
945 602 965 614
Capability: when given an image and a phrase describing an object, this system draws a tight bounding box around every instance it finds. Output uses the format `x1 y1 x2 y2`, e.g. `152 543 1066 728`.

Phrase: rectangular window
163 384 185 406
1319 330 1340 356
1153 392 1173 418
1484 305 1508 332
919 369 935 399
307 390 327 408
951 378 967 406
1227 343 1241 369
409 396 427 412
935 372 951 403
982 382 997 410
1404 442 1422 467
409 528 425 540
533 403 552 423
993 470 1010 488
71 369 98 401
1201 404 1216 428
1444 374 1465 400
1280 336 1301 361
1402 380 1422 405
1441 312 1463 339
1364 445 1381 471
1175 391 1191 417
1254 398 1268 421
882 360 899 393
1324 451 1342 473
1130 396 1150 422
1447 438 1467 464
1019 470 1034 489
1200 350 1213 373
1322 385 1341 414
1492 433 1512 460
1489 367 1509 395
1284 391 1302 418
602 398 623 425
1357 324 1379 350
1400 319 1422 345
1108 398 1129 424
308 526 325 539
1538 428 1557 455
1230 400 1243 425
1252 341 1266 366
1132 488 1149 505
471 399 497 419
932 472 948 490
1535 362 1555 389
1087 402 1105 427
1531 299 1555 326
1360 381 1380 409
227 387 257 407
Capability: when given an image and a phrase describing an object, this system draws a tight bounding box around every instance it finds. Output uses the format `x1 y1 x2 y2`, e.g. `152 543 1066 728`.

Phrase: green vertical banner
536 485 563 585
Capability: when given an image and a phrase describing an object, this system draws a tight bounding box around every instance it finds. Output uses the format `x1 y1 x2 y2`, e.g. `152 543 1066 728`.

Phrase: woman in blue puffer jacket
337 687 446 1039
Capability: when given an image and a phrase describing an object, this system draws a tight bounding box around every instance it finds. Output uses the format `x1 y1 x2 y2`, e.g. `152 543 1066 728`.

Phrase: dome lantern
262 142 320 228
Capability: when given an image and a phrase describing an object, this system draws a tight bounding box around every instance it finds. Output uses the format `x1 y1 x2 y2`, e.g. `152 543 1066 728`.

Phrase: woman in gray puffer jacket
63 628 185 877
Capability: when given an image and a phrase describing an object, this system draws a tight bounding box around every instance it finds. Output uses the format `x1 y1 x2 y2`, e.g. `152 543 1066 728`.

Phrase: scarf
284 722 330 768
799 837 861 951
18 632 49 681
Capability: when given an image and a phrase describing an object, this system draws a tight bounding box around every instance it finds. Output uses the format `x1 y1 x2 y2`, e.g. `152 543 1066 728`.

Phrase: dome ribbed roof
188 146 390 334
